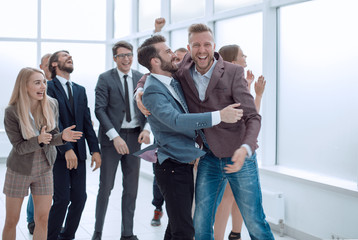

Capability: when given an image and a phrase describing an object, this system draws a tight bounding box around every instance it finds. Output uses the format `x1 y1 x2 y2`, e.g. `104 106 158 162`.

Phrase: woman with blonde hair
215 45 266 240
2 67 82 240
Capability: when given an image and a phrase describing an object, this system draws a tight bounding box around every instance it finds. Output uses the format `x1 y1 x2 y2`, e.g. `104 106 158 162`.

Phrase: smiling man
91 41 150 240
46 50 102 240
136 23 274 240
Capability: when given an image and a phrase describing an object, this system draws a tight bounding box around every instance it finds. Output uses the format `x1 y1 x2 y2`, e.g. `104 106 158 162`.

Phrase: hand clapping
62 125 83 142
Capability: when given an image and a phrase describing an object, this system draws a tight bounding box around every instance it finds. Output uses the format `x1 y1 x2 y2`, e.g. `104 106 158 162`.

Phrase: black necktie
66 81 74 112
123 75 131 122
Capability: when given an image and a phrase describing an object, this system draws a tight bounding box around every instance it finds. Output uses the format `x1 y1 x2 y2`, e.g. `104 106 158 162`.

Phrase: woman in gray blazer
2 67 82 240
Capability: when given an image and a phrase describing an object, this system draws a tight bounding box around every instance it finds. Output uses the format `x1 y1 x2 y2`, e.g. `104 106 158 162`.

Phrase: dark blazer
143 75 212 164
4 101 64 175
47 77 100 160
173 52 261 158
95 68 146 147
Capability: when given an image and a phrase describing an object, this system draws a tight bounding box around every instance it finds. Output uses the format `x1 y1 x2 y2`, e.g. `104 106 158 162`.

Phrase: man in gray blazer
92 41 150 240
137 35 242 240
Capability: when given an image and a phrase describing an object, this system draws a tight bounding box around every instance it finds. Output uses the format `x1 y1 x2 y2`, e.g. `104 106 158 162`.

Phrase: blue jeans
27 193 34 223
194 150 274 240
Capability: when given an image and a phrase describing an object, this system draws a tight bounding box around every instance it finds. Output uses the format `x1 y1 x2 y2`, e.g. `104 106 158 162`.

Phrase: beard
158 56 178 74
58 61 74 74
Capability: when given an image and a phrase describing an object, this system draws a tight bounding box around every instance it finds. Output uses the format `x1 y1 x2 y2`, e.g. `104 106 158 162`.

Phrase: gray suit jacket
4 100 64 175
95 68 146 147
142 75 213 164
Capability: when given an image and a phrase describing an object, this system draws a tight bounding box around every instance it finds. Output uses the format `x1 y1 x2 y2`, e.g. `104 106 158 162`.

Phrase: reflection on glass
114 0 132 38
138 0 160 32
42 43 106 127
41 0 106 40
0 0 37 38
215 0 262 13
278 0 358 181
171 0 205 23
0 42 37 129
171 28 188 52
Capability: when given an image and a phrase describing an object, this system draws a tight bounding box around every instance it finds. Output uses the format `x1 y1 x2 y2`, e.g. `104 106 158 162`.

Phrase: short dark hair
48 50 69 79
112 41 133 56
218 44 240 62
137 35 166 71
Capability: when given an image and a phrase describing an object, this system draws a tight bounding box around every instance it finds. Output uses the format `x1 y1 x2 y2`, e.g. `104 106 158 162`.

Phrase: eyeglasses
114 53 133 59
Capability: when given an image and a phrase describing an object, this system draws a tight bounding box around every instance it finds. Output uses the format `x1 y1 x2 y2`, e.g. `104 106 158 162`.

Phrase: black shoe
120 235 138 240
92 231 102 240
151 208 163 226
27 221 35 235
228 231 241 240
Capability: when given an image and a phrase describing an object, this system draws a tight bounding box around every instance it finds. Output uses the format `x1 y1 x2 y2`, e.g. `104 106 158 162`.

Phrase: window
138 0 160 32
114 0 132 38
0 0 37 38
41 0 106 40
214 0 262 13
0 42 37 129
278 0 358 181
170 28 188 52
171 0 205 23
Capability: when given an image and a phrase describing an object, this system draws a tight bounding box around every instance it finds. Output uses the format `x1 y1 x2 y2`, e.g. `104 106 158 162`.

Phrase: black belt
120 127 140 133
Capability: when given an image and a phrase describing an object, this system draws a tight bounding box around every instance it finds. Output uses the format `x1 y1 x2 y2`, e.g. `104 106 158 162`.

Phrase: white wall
260 168 358 239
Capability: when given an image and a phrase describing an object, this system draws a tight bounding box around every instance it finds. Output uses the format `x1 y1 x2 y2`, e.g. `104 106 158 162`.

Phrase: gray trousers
94 130 141 236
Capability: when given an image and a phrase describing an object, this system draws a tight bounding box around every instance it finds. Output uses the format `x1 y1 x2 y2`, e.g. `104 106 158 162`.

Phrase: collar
151 73 173 87
116 68 132 79
194 57 217 79
56 75 72 86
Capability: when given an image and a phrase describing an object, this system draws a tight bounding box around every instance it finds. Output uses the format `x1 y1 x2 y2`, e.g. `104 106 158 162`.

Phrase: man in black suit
91 41 150 240
47 50 102 240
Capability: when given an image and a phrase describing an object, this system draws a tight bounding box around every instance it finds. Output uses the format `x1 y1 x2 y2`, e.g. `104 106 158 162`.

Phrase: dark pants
48 158 87 240
94 130 141 237
152 163 164 209
154 159 194 240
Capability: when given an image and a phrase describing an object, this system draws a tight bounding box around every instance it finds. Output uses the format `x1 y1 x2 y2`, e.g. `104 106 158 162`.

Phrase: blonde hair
9 67 56 139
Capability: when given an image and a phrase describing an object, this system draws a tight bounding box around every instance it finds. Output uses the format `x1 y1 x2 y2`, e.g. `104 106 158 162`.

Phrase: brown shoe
150 208 163 226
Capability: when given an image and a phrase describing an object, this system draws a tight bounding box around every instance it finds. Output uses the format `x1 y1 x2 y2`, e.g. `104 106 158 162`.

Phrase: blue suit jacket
47 77 100 161
142 75 213 164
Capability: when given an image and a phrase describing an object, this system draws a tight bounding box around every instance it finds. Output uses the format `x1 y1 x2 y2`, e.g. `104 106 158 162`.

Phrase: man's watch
39 142 44 147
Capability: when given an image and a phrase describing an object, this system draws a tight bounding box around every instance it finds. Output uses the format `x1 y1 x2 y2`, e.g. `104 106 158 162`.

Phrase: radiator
262 189 285 236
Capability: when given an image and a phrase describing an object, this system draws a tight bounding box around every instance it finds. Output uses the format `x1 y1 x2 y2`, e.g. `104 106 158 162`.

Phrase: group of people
1 17 271 240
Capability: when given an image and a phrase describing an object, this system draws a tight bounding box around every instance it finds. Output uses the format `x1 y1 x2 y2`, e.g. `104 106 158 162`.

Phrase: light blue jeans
193 150 274 240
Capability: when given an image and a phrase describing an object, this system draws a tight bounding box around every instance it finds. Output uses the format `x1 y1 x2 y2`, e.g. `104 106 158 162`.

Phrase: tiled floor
0 159 295 240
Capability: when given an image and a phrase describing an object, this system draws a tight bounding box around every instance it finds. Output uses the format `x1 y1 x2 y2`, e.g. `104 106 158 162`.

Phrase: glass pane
0 0 37 38
215 13 263 94
170 28 188 52
42 43 106 127
278 0 358 181
215 0 262 13
0 42 37 129
114 0 132 38
138 0 160 32
41 0 106 40
215 13 263 160
171 0 205 23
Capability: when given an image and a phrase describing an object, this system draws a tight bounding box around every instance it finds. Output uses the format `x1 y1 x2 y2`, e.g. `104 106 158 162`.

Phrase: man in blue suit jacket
46 50 102 240
137 35 242 240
